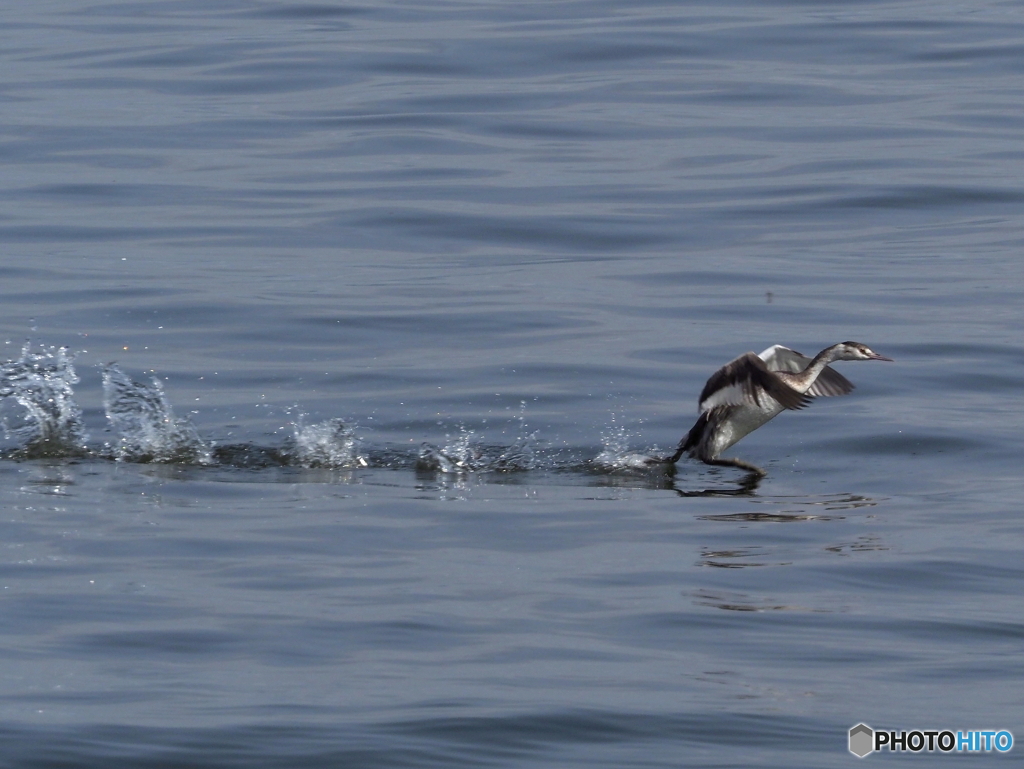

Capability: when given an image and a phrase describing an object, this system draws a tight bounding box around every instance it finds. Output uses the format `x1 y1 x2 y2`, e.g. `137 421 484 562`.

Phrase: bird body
670 342 891 475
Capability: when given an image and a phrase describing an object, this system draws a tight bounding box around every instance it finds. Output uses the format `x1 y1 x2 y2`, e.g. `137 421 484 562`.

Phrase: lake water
1 0 1023 766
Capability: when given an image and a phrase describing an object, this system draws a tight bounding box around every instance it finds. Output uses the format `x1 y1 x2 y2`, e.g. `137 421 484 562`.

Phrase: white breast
706 401 785 457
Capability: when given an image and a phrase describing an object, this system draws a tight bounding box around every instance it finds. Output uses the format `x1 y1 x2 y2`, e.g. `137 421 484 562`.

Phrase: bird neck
791 344 844 390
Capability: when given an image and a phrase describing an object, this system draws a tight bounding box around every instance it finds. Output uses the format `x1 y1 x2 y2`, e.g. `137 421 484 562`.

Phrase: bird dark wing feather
699 352 811 412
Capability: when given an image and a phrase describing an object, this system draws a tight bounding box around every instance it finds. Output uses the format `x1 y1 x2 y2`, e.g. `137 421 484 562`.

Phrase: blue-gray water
2 1 1023 766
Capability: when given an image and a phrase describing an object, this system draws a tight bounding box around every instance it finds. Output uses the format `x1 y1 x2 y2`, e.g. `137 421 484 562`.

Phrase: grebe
667 342 892 476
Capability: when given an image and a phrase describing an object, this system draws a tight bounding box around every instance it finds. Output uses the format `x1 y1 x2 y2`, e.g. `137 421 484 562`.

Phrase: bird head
837 342 893 361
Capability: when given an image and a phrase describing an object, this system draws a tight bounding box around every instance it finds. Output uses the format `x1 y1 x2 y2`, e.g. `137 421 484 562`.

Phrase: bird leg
703 456 767 477
663 443 688 465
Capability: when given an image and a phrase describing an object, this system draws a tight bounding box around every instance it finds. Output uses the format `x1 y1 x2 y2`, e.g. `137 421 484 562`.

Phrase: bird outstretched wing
699 352 811 412
757 344 854 397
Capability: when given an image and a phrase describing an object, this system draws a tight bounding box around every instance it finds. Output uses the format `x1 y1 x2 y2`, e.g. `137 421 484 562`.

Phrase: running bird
667 342 892 476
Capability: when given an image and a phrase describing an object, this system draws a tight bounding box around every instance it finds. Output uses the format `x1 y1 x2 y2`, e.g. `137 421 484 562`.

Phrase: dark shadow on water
672 470 762 498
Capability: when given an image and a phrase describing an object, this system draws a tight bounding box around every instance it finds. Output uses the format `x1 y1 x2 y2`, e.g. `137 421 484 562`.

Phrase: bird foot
704 457 767 477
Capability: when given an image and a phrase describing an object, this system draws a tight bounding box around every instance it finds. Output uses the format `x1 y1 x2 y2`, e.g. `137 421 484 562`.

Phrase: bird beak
869 352 893 361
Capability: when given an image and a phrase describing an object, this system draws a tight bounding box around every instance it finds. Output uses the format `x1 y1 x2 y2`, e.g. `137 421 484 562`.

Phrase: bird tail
666 412 707 464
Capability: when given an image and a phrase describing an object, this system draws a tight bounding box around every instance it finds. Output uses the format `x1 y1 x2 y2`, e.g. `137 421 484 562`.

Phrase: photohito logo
848 723 1014 758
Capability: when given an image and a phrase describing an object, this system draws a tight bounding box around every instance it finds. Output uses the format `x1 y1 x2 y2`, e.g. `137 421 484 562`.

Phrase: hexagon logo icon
849 723 874 758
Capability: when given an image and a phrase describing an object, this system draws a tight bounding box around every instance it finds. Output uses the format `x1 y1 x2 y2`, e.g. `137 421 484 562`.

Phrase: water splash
0 344 87 457
417 426 482 473
593 414 665 472
0 345 678 485
491 430 538 471
289 417 367 469
102 364 212 464
416 415 539 474
493 400 538 471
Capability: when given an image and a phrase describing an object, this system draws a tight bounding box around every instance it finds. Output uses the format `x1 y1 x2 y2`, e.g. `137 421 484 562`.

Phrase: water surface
1 0 1023 766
